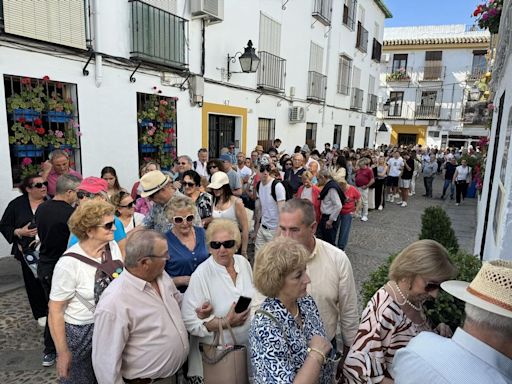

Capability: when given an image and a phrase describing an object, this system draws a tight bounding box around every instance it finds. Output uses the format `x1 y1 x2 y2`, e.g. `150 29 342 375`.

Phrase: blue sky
384 0 480 27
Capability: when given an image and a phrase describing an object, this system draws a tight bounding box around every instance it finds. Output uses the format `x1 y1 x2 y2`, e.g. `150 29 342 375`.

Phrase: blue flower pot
12 109 40 122
12 144 44 157
162 144 174 152
47 111 72 123
139 119 153 127
48 144 74 152
163 121 174 128
139 144 158 153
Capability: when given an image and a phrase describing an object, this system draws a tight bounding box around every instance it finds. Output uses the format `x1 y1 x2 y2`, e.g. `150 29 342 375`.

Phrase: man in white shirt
254 163 286 252
194 148 209 179
386 151 404 203
236 151 252 183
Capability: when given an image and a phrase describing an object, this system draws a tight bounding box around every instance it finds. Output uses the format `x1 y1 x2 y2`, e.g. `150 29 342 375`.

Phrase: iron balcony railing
415 105 441 119
307 71 327 102
386 66 412 82
367 94 378 114
130 0 188 68
356 22 368 53
350 87 363 110
467 66 486 81
312 0 333 26
419 64 445 81
257 51 286 93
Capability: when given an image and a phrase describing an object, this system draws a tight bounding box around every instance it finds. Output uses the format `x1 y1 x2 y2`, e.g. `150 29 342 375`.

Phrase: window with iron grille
337 55 352 95
258 118 276 151
306 122 317 150
333 125 342 147
388 91 404 116
356 21 368 52
342 0 357 30
371 38 382 62
392 54 408 72
364 126 371 148
471 50 487 77
137 92 178 170
348 125 355 149
3 75 82 186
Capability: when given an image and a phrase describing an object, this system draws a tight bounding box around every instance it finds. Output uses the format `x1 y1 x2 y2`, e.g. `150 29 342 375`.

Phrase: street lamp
227 40 261 81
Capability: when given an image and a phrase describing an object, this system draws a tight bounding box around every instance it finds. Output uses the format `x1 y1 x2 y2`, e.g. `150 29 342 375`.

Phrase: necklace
390 281 422 311
292 306 300 320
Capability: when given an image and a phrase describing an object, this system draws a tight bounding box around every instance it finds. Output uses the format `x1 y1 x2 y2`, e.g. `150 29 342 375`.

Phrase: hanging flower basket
12 144 44 158
47 111 72 123
12 109 41 122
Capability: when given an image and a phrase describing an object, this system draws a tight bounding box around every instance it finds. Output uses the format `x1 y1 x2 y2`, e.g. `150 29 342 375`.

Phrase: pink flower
21 157 32 166
482 12 489 20
77 131 83 137
159 100 168 106
55 130 64 138
73 121 80 129
488 7 497 16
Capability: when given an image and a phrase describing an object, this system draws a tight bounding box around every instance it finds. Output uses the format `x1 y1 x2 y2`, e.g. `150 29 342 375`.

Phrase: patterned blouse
195 192 212 220
343 287 431 384
249 295 334 384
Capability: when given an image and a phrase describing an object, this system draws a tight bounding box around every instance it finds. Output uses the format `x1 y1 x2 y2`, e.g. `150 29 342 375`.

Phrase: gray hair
165 195 197 220
125 229 167 268
281 198 316 226
318 169 332 180
55 174 81 195
49 149 69 161
464 303 512 338
178 155 193 165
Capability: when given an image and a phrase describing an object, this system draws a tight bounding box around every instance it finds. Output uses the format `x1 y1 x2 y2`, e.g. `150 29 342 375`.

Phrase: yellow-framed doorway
201 102 247 154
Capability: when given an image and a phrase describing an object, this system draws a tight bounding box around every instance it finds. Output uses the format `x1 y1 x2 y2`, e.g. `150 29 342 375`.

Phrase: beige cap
207 171 229 190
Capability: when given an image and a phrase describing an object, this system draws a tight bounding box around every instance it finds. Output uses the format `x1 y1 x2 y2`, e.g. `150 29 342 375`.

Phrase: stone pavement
0 175 477 383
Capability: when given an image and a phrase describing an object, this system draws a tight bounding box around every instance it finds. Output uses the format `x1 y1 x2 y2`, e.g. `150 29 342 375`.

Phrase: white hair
464 303 512 337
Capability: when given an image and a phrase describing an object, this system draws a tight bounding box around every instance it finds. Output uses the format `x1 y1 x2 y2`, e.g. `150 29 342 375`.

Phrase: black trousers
317 214 340 246
455 181 469 203
39 269 56 355
374 178 386 208
19 259 47 320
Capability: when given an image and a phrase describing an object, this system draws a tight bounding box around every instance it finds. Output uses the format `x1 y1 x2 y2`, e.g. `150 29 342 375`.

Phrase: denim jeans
423 176 434 197
336 213 353 250
442 179 454 198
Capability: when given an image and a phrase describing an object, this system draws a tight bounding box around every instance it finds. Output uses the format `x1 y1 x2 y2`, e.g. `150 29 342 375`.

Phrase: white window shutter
352 66 361 88
309 42 324 73
259 12 281 56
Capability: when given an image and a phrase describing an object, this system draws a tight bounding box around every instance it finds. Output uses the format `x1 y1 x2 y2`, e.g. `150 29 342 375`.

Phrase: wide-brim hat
140 170 170 198
441 260 512 319
207 171 229 189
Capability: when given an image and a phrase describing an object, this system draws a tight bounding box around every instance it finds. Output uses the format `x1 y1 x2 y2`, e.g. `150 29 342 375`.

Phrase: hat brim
140 175 170 198
207 181 226 190
441 280 512 319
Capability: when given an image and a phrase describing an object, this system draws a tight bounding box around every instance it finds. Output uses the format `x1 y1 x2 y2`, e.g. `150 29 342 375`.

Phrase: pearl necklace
389 281 422 311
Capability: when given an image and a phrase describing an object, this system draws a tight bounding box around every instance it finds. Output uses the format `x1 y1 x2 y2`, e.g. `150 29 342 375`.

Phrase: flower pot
139 144 158 153
47 111 72 123
162 144 174 152
12 144 44 158
48 144 74 153
12 109 40 122
163 121 173 128
139 119 153 127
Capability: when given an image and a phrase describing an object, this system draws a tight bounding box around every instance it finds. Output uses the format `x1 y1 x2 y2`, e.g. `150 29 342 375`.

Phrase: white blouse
182 254 254 378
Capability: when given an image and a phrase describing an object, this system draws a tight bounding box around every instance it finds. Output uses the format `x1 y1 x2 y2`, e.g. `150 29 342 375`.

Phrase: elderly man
173 155 193 190
41 149 82 197
284 153 306 195
92 229 189 384
193 148 209 178
394 260 512 383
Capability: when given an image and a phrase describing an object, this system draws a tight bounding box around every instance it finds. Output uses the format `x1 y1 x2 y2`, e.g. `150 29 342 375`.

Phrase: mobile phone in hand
234 296 252 313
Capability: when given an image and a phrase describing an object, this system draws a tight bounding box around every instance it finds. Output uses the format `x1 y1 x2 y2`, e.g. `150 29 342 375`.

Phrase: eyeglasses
77 191 96 200
173 214 194 224
146 253 170 261
96 220 115 230
119 201 134 208
209 240 236 249
30 181 48 188
182 181 196 188
424 281 441 292
208 165 218 169
285 162 292 166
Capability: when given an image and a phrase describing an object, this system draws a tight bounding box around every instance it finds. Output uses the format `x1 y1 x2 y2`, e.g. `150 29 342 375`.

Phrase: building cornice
383 42 490 51
384 35 490 46
374 0 393 18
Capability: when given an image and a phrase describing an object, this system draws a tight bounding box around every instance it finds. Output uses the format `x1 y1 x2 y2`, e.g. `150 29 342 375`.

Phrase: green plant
8 117 48 146
47 91 74 114
7 77 46 112
20 157 41 179
419 206 459 252
361 254 396 305
473 0 503 34
386 68 410 82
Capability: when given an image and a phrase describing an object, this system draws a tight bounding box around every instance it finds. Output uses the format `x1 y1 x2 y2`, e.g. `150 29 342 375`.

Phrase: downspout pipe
91 0 103 87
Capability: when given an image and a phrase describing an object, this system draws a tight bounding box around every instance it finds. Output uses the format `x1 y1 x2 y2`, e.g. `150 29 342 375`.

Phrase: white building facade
0 0 391 256
377 25 490 149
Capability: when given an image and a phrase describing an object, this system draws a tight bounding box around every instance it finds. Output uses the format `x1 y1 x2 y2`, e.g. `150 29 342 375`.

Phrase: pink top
47 169 82 196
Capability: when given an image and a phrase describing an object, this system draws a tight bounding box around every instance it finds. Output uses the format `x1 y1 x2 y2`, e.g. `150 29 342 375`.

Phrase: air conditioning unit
289 106 305 123
191 0 224 23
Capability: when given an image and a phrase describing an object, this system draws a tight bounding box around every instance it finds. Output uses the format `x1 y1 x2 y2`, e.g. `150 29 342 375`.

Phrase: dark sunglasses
77 191 96 200
96 220 115 230
285 162 292 166
259 165 271 173
119 201 134 208
182 181 196 188
208 165 218 169
209 240 236 249
425 281 441 292
31 181 48 188
173 214 194 224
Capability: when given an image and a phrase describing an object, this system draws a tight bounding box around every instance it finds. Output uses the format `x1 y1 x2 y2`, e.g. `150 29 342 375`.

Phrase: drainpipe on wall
92 0 103 88
321 27 332 141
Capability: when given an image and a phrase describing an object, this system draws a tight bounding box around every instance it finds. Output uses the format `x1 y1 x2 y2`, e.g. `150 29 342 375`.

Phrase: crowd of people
0 142 510 384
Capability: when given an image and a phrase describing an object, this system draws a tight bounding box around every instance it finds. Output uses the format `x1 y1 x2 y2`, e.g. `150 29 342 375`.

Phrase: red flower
24 124 31 129
42 75 50 82
21 77 31 85
17 117 26 123
36 127 46 135
34 118 43 126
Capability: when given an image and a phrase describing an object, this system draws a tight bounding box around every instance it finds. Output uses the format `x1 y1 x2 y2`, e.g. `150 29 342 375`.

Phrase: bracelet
307 347 326 365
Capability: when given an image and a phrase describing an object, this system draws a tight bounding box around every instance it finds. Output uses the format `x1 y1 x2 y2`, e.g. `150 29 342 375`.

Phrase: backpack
257 179 293 202
63 244 123 308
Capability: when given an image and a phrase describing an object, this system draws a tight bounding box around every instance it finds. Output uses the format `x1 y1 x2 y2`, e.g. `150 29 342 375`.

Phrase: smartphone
28 220 37 230
234 296 252 313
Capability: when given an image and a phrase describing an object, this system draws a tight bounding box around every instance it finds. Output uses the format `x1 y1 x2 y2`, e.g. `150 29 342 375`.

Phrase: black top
402 158 415 179
35 199 75 273
284 167 305 195
445 162 457 180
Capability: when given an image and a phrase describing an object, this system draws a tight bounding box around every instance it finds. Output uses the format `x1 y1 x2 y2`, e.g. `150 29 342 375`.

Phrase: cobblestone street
0 179 477 383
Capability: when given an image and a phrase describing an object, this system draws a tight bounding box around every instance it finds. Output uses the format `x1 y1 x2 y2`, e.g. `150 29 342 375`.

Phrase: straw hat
207 171 230 190
139 170 170 198
441 260 512 319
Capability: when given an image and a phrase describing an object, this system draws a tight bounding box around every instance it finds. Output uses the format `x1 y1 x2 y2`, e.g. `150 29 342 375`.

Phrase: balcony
307 71 327 102
415 105 441 119
130 0 188 69
350 87 363 110
312 0 332 26
356 22 368 53
386 67 412 82
367 94 378 114
463 101 490 126
419 64 445 81
257 51 286 93
467 67 487 81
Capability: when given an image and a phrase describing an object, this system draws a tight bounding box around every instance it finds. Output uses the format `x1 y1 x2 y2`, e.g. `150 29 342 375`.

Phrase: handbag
199 318 248 384
18 239 40 279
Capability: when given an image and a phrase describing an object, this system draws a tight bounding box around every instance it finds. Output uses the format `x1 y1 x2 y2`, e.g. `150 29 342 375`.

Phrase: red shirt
341 185 361 215
355 167 374 187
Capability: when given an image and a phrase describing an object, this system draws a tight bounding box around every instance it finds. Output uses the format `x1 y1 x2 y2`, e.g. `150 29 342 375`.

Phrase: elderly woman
343 239 457 384
296 171 321 224
110 190 145 233
182 219 254 383
164 195 209 293
182 170 213 227
48 199 123 383
0 175 48 324
316 169 344 245
250 237 333 383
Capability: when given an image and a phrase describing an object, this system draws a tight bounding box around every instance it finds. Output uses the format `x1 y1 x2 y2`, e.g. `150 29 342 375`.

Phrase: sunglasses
425 281 441 292
208 165 218 169
96 220 115 230
209 240 236 249
77 191 96 200
285 163 292 166
182 181 196 188
259 165 271 173
31 181 48 188
119 201 134 208
173 214 194 224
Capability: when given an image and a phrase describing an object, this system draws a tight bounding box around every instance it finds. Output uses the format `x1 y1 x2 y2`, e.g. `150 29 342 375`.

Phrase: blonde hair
389 239 457 282
206 219 241 251
68 200 115 241
302 171 313 180
253 237 308 297
165 195 198 220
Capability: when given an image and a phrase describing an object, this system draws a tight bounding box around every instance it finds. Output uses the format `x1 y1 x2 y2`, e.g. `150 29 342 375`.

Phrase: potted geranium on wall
6 77 46 121
473 0 503 34
46 84 74 123
8 117 48 157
